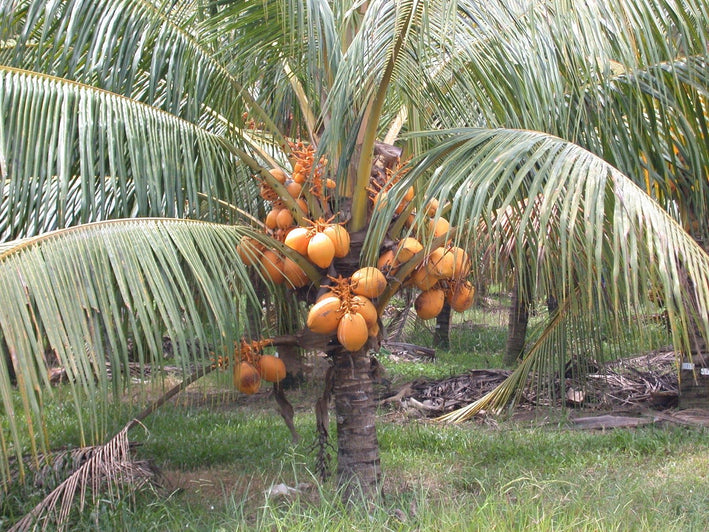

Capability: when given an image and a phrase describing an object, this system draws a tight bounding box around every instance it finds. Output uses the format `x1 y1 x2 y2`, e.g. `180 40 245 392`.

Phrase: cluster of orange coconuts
236 142 475 371
306 267 386 352
370 175 476 321
232 338 287 395
380 235 475 320
237 157 345 288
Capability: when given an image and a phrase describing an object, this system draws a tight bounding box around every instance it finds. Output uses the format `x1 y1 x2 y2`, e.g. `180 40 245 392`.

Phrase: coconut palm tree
1 0 709 510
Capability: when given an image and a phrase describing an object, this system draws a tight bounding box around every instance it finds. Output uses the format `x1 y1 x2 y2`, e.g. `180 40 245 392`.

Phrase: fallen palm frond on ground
9 364 213 532
9 426 153 532
381 350 679 418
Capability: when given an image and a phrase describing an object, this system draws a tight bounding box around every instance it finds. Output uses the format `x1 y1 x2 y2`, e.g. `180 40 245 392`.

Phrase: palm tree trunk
332 346 380 500
433 302 451 349
504 278 530 366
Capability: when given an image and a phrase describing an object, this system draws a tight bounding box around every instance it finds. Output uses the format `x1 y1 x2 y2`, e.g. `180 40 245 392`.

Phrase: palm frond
0 218 258 487
370 126 709 389
196 0 341 141
9 424 154 532
0 66 253 240
426 0 709 238
0 0 285 146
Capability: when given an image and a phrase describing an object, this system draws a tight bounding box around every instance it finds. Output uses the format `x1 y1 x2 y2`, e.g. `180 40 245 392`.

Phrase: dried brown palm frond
8 440 152 492
9 425 154 532
9 364 213 532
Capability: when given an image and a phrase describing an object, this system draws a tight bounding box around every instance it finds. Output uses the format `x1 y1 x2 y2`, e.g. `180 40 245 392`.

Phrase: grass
9 406 706 531
2 295 702 531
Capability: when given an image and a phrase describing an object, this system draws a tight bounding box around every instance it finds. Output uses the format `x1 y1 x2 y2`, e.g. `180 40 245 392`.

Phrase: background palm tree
1 0 709 505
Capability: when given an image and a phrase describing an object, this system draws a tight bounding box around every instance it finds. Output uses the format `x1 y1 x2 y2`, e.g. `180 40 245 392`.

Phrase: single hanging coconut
265 208 280 229
236 237 263 267
351 295 378 328
450 247 471 277
276 208 294 229
337 312 369 351
258 355 287 383
306 296 343 334
415 288 445 319
323 224 351 258
411 265 440 291
351 267 387 298
307 232 336 269
447 280 475 312
234 361 261 394
260 249 284 284
269 167 288 184
377 249 398 273
426 247 455 279
425 198 439 216
285 179 302 198
282 257 309 288
295 197 308 213
396 237 423 263
284 226 311 256
429 217 450 239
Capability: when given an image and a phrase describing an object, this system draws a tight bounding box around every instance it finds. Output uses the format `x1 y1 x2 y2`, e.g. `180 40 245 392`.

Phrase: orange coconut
377 249 398 273
295 197 308 213
425 198 439 216
260 249 284 284
265 208 280 229
323 224 351 258
236 237 262 267
337 312 369 351
284 226 311 256
276 208 294 229
411 265 440 291
430 217 450 239
351 267 387 298
306 296 343 334
372 190 390 212
426 247 456 279
234 361 261 394
292 168 307 184
396 237 423 263
351 295 378 328
307 232 336 269
415 288 445 320
269 167 288 184
450 247 471 277
447 280 475 312
285 179 302 198
258 355 287 383
282 257 309 288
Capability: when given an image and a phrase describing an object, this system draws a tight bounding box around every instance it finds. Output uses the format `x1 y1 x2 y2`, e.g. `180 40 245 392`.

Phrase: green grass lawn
5 356 708 531
12 400 706 531
3 297 702 531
